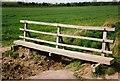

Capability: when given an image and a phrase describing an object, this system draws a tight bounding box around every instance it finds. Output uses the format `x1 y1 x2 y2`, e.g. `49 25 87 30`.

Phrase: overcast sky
1 0 119 3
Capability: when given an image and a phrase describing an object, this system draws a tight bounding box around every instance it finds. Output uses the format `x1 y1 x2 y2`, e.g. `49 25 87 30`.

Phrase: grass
2 6 118 46
2 6 120 77
66 60 82 70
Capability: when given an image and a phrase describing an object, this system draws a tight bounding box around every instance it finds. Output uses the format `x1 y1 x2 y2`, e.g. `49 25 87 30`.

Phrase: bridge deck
14 40 114 65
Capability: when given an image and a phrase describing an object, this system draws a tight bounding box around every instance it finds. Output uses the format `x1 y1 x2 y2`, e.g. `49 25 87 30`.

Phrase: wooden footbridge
14 20 115 72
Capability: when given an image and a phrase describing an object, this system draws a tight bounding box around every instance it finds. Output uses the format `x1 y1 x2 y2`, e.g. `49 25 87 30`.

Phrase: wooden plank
59 34 113 43
20 28 113 43
19 36 112 54
14 40 114 65
19 36 56 45
20 28 57 36
20 20 115 31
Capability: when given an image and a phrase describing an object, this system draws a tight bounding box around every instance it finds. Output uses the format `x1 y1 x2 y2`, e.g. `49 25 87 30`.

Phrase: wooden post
23 23 27 41
101 28 107 56
49 25 61 56
91 28 107 72
91 63 100 72
11 45 18 52
56 26 61 48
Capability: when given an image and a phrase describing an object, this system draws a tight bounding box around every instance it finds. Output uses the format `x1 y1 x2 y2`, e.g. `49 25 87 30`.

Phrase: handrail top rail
20 20 115 31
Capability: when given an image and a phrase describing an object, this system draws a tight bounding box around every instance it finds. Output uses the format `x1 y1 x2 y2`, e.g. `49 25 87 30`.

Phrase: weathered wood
102 31 107 56
20 28 113 43
19 36 56 45
20 28 57 36
19 36 112 54
14 40 114 65
91 63 100 72
59 34 113 43
23 23 27 41
56 26 60 48
20 20 115 31
57 43 112 54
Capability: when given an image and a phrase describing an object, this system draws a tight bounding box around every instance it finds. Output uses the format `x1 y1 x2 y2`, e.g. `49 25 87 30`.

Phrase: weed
33 54 41 62
74 73 84 80
4 50 19 59
106 67 115 75
4 50 13 57
66 60 82 70
93 52 101 55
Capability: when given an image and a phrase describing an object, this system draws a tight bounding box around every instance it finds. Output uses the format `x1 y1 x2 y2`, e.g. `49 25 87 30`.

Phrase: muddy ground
2 46 73 79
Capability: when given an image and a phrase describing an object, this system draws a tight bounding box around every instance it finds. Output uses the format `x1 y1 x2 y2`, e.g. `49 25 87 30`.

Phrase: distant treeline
2 2 120 7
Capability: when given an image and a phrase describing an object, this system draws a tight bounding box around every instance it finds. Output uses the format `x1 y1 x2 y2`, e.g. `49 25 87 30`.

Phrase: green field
2 6 120 76
2 6 119 46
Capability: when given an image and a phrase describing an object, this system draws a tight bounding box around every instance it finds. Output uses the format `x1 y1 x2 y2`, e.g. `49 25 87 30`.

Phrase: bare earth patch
2 46 68 79
1 46 120 80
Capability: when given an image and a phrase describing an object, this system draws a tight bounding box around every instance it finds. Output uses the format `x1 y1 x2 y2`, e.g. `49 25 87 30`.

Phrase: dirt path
0 46 11 54
27 69 119 79
28 70 76 79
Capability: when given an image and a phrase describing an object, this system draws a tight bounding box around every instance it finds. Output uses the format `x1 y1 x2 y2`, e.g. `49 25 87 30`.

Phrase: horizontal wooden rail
14 40 114 65
19 36 56 45
20 28 56 36
59 34 113 43
57 43 112 54
19 36 112 54
20 28 113 43
20 20 115 31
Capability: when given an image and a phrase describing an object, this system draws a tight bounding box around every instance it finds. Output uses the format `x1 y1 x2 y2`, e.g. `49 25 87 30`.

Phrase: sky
1 0 119 3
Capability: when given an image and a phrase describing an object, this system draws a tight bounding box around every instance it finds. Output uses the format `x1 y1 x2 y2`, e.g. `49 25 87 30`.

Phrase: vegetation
2 5 120 77
2 2 119 7
2 6 118 46
4 50 19 59
66 60 82 70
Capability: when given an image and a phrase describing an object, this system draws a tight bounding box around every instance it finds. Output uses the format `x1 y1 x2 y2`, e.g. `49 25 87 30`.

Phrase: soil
2 46 70 79
0 46 11 53
1 46 119 80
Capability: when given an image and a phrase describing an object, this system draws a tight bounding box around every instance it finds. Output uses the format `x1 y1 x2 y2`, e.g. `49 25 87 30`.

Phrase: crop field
2 6 119 46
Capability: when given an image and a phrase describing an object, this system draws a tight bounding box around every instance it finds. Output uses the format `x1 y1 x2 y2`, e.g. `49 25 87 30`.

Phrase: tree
66 3 71 6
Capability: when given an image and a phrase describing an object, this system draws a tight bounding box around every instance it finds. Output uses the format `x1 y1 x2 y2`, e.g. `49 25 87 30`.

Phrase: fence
14 20 115 71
